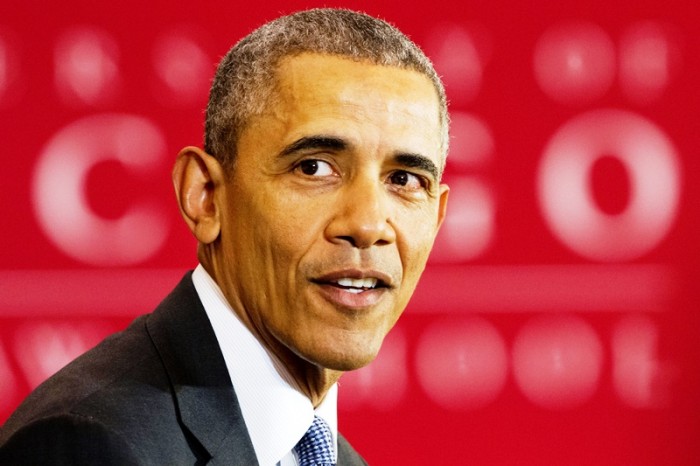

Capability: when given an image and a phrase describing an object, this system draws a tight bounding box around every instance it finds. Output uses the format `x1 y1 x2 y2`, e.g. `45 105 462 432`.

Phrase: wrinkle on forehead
269 53 443 165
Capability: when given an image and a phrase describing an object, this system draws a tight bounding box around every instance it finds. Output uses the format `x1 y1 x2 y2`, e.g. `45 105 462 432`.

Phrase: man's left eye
389 171 423 190
297 159 335 176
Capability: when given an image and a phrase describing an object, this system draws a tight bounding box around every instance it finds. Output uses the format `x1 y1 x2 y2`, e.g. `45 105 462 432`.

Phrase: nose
325 178 396 249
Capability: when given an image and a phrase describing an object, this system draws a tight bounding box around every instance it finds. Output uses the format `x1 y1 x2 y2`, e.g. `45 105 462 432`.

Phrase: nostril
336 235 357 247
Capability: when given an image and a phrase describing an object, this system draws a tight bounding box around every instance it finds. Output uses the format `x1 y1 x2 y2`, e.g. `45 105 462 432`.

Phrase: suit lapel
146 273 258 465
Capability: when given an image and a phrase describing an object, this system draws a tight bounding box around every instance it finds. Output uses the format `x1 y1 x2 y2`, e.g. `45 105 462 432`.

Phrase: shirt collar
192 265 338 466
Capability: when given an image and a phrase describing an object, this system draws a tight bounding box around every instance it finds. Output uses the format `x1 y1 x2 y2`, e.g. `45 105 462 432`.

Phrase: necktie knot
295 415 335 466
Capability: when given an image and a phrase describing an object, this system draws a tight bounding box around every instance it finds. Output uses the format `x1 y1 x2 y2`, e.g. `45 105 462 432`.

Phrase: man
0 8 449 465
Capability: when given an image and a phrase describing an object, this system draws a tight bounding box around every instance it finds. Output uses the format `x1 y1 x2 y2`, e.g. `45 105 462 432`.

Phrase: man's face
215 53 448 372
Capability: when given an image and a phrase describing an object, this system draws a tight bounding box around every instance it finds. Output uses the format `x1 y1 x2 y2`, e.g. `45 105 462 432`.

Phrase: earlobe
172 146 223 244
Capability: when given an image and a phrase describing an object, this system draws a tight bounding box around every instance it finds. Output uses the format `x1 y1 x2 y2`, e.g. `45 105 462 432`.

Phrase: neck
283 357 343 408
200 252 343 408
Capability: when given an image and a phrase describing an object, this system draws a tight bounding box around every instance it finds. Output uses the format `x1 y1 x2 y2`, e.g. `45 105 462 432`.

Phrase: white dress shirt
192 265 338 466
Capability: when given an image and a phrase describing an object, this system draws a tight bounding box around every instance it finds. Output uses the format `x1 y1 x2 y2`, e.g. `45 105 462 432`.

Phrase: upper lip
312 269 394 289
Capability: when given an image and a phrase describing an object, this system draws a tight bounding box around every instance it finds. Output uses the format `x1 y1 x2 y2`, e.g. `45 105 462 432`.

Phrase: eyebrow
395 153 440 181
279 136 347 157
279 135 440 180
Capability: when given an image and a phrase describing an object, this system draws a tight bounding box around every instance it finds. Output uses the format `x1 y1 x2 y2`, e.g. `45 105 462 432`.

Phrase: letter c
32 114 168 266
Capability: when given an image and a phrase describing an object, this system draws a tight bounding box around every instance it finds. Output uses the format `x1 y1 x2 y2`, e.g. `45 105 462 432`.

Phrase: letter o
537 109 681 261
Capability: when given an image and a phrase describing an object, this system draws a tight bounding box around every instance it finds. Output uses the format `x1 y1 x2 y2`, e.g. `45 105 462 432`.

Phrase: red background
1 1 699 464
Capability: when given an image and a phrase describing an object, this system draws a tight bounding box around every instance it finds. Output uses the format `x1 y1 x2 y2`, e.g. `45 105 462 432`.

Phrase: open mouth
312 276 390 294
310 271 393 309
332 277 380 294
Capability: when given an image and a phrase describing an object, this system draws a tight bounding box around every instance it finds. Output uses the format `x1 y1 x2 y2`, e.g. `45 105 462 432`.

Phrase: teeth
335 277 378 289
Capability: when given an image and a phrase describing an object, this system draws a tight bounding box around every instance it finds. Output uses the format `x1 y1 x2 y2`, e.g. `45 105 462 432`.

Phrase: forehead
263 53 443 161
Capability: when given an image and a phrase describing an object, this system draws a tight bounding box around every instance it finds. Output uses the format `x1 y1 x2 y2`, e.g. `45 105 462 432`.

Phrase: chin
322 355 375 372
306 338 384 372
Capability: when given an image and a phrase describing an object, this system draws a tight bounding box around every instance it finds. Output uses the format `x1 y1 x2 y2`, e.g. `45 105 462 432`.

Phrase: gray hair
204 8 449 173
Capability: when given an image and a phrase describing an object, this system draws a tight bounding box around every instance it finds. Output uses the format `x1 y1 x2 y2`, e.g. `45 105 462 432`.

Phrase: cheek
396 207 440 263
244 192 325 275
394 216 440 300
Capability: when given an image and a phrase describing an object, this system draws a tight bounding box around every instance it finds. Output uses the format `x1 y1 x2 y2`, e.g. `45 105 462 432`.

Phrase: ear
436 183 450 231
172 146 225 244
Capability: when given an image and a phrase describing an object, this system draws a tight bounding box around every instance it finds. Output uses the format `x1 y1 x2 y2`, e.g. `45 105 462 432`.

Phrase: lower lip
314 284 388 309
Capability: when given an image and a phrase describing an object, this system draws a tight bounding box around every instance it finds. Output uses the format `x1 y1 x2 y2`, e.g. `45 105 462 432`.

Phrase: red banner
1 1 699 464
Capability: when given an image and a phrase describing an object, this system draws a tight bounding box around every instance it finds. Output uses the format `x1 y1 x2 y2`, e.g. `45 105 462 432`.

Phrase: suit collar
146 272 258 465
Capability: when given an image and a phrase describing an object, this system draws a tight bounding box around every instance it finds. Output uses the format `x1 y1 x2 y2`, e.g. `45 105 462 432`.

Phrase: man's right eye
297 159 335 176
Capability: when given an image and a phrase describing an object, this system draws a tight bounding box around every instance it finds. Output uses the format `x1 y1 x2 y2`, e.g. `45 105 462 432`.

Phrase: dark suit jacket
0 273 367 465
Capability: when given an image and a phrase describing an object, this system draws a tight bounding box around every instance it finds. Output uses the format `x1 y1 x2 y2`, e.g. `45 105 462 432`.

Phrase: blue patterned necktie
295 415 336 466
